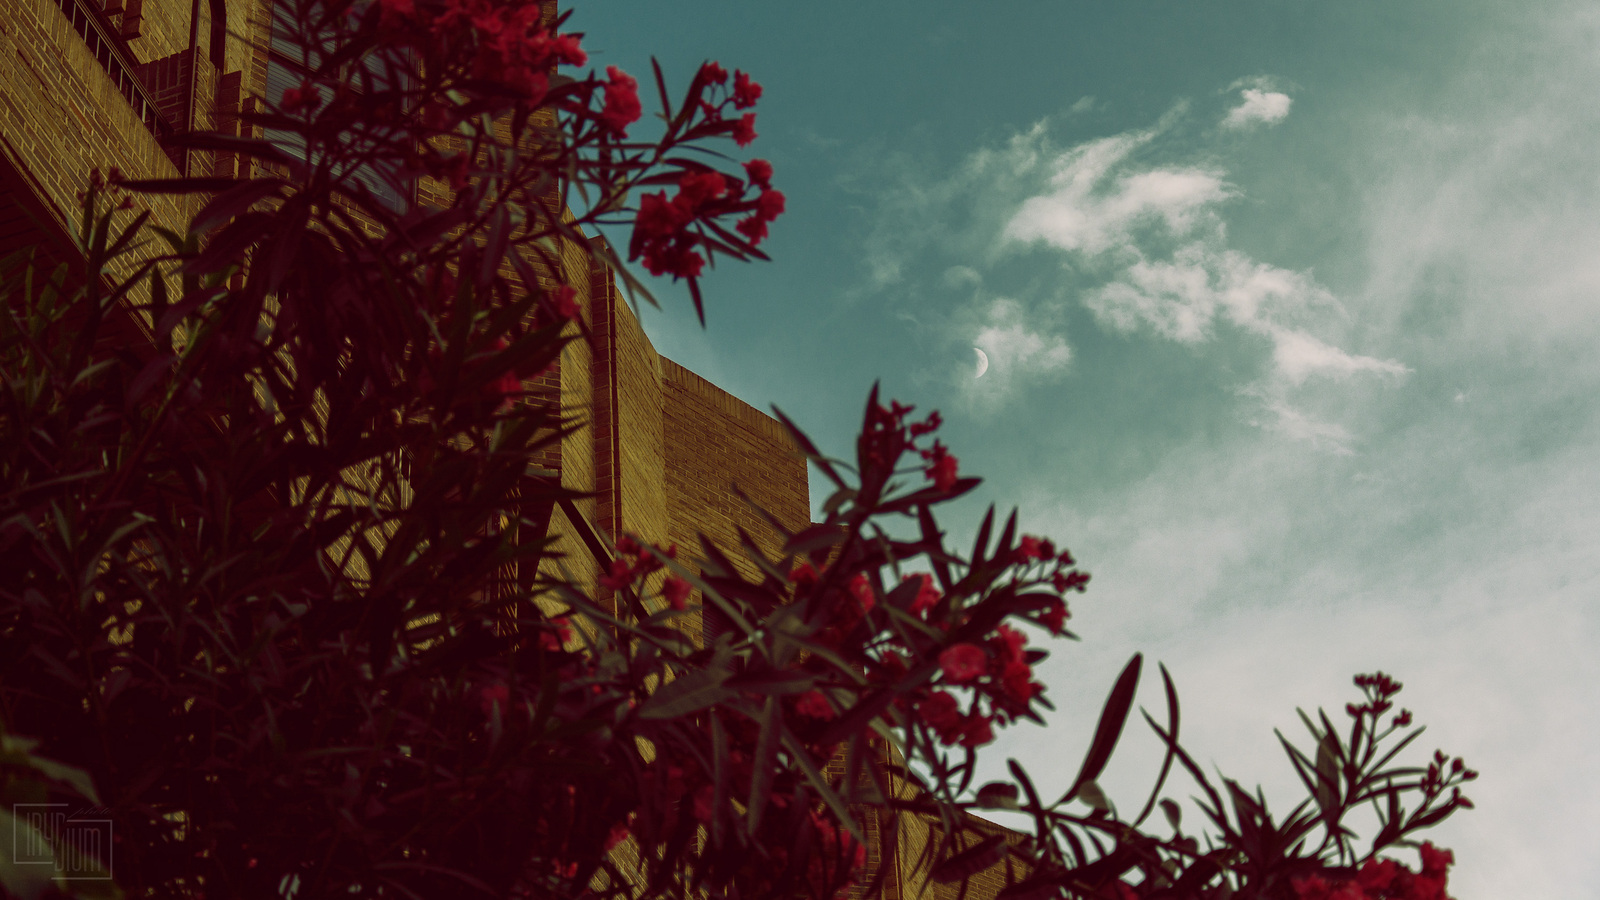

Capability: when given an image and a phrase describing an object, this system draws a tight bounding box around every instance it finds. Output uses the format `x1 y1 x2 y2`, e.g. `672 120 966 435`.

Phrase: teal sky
568 2 1600 895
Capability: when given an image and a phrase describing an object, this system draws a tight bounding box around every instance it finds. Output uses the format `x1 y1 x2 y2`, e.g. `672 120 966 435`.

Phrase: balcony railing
50 0 175 141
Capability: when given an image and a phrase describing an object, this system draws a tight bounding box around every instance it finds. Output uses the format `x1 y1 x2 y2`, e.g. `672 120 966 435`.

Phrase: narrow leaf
1058 653 1142 807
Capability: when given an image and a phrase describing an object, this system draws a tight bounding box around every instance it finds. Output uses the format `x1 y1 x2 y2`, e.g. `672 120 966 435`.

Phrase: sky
566 2 1600 896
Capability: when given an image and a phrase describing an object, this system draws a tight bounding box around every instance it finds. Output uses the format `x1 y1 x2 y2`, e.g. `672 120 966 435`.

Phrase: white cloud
1223 88 1293 129
957 297 1072 409
974 298 1073 373
1004 131 1232 255
1267 327 1409 385
998 113 1404 448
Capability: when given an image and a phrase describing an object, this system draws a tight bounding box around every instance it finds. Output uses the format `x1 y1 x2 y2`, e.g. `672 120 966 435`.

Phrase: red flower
636 191 691 241
732 70 762 109
551 284 580 319
993 624 1027 663
599 558 634 590
1000 657 1039 704
1418 843 1454 876
904 573 941 616
757 188 786 220
790 560 818 588
281 80 321 112
736 215 769 244
699 61 728 84
1291 875 1332 900
547 32 587 67
939 644 987 684
731 112 758 147
1015 535 1053 563
795 690 835 720
909 410 942 437
599 66 642 133
920 440 959 491
375 0 414 28
662 575 691 610
959 713 995 748
1040 598 1070 635
743 158 773 188
1052 570 1090 593
537 617 573 652
642 242 704 279
919 691 965 744
847 573 876 612
678 170 728 207
1357 859 1398 892
604 819 632 852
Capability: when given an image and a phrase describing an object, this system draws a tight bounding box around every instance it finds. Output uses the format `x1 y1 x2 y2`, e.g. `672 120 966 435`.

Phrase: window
264 0 411 212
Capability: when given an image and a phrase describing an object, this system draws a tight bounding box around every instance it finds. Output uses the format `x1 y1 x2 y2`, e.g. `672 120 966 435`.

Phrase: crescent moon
974 347 989 378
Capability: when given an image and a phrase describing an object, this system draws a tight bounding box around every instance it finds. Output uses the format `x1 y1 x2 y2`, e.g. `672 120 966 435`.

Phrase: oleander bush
0 1 1475 897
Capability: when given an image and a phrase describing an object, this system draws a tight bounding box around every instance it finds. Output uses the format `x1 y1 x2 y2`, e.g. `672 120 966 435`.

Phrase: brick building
0 0 1025 895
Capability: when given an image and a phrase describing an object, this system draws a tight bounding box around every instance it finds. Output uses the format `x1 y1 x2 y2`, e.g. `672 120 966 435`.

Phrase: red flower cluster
536 616 572 652
990 624 1042 710
1292 844 1457 900
632 171 729 278
895 573 938 616
921 440 959 491
605 62 779 280
847 573 876 612
859 399 944 478
1009 533 1088 633
630 165 784 280
549 284 580 320
938 644 986 683
917 691 995 748
374 0 590 104
597 533 680 606
598 65 642 134
732 70 762 109
695 62 763 147
280 79 322 112
736 166 784 246
795 689 835 721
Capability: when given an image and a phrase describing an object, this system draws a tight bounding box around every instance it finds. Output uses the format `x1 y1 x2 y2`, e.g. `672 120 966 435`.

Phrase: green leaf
1161 798 1183 831
1058 653 1142 806
0 737 99 805
975 782 1020 810
724 670 815 695
745 696 780 837
780 725 865 846
0 809 56 900
636 667 733 720
1315 732 1341 816
1075 780 1111 811
930 834 1006 883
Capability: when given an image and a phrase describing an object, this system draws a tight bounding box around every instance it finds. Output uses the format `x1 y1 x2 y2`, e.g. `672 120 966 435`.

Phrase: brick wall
662 357 810 561
0 0 196 275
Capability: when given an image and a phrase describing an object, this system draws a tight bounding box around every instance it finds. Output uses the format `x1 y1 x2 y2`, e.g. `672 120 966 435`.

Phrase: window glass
265 1 410 212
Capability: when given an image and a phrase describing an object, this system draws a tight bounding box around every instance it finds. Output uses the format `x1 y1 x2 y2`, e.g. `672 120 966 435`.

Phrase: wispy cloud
954 296 1073 408
995 103 1405 446
1004 140 1232 255
1223 88 1293 129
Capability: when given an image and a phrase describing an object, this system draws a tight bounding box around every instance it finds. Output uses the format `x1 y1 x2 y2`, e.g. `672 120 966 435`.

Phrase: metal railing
50 0 175 140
